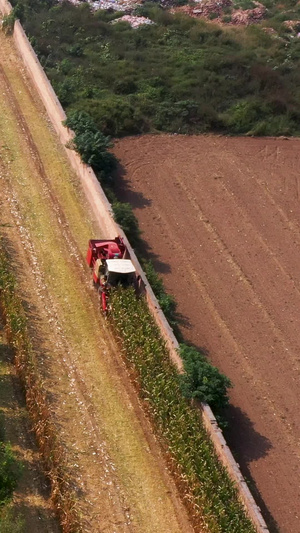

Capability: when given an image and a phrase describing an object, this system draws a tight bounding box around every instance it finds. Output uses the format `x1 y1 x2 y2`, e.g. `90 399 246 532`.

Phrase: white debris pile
113 15 154 27
89 0 141 11
284 20 300 32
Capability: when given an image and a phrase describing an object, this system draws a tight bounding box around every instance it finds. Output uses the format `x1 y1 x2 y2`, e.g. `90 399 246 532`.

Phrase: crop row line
0 239 81 533
109 287 256 533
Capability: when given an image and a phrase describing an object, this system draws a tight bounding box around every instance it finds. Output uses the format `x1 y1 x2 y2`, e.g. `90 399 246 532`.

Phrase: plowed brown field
114 134 300 533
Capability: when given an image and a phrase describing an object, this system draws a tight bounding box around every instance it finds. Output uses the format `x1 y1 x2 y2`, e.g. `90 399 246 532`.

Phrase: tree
112 202 141 247
179 344 232 411
65 111 117 180
0 443 21 503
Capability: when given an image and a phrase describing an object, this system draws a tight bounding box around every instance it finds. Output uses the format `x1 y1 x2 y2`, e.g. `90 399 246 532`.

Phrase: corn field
0 243 81 533
110 287 256 533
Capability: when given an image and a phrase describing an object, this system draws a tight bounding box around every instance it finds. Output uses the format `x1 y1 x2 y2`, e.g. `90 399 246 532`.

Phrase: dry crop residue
0 31 195 533
113 134 300 533
0 316 60 532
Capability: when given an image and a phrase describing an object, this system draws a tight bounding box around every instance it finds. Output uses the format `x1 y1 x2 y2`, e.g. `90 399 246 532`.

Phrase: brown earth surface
0 32 195 533
113 134 300 533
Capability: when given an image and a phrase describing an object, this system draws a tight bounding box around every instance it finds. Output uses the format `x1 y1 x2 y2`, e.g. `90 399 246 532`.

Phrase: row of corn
110 287 256 533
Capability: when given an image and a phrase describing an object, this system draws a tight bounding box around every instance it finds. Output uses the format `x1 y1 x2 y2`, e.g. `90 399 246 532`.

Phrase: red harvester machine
86 237 136 313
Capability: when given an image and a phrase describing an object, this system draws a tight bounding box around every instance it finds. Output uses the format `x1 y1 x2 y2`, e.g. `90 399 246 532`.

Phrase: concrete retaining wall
0 4 269 531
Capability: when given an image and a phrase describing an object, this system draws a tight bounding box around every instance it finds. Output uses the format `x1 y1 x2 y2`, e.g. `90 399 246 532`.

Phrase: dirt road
114 134 300 533
0 32 195 532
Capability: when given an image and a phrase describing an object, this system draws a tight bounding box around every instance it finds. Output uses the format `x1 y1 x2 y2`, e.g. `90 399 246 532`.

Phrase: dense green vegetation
179 344 232 411
141 259 178 330
110 287 255 532
11 0 300 137
65 110 117 182
0 440 23 530
0 418 23 530
0 442 20 504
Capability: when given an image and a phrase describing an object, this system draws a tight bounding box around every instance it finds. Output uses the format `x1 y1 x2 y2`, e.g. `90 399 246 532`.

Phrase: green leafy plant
179 344 232 411
1 13 16 34
0 443 21 504
65 111 117 179
112 201 141 248
141 260 178 331
110 287 255 533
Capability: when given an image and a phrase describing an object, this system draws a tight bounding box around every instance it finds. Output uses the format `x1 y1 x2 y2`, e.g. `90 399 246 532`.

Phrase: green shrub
1 13 16 34
112 202 141 248
224 99 264 133
234 0 256 9
65 111 117 180
0 443 21 504
71 130 116 173
179 344 232 412
141 260 178 330
222 15 232 23
65 110 98 135
249 114 295 135
74 96 147 137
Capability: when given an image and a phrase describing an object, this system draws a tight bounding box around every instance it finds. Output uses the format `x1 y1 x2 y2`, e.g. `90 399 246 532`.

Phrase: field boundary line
0 4 269 530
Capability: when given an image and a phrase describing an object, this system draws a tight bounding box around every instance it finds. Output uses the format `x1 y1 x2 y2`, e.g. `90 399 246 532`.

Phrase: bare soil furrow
113 134 300 533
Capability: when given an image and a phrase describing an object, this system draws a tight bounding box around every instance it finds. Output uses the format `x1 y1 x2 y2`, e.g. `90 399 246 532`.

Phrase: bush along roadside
0 240 81 533
0 439 24 532
0 437 22 529
0 441 21 504
179 344 232 423
110 287 255 533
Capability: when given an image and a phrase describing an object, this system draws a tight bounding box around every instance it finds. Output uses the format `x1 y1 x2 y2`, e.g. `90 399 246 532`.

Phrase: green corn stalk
110 287 256 533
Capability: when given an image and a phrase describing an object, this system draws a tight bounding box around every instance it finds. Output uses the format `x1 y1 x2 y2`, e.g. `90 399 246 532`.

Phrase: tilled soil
0 33 195 533
113 134 300 533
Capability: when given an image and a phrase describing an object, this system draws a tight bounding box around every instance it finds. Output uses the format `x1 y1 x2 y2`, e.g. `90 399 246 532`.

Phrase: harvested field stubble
0 243 81 532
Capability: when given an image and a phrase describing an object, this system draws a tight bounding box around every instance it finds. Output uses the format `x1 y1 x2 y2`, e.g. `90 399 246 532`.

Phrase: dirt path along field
113 134 300 533
0 31 195 532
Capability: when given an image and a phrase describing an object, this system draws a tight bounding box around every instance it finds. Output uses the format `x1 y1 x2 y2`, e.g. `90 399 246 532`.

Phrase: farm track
114 134 300 533
0 32 195 532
